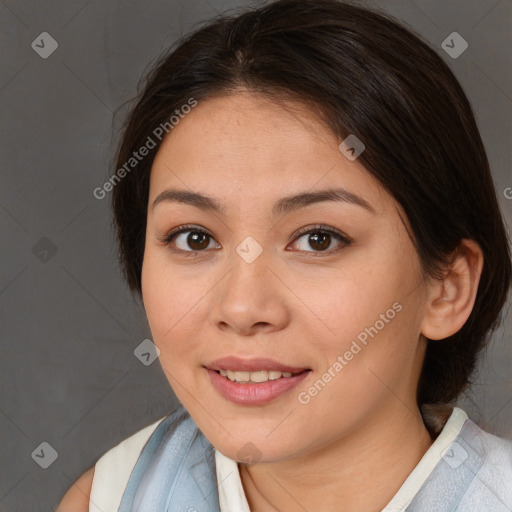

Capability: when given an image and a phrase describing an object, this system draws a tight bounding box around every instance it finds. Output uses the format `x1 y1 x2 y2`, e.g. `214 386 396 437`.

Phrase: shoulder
93 413 170 474
462 417 512 472
55 465 95 512
458 417 512 508
56 409 184 512
88 412 173 511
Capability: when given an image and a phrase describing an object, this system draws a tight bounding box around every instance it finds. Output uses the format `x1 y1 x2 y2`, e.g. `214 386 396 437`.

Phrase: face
141 91 431 463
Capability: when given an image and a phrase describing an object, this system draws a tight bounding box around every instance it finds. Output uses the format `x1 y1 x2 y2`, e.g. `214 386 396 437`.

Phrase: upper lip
205 356 309 373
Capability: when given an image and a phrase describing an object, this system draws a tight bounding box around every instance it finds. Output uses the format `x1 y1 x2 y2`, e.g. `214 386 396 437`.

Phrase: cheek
307 266 407 353
304 244 424 383
141 251 203 367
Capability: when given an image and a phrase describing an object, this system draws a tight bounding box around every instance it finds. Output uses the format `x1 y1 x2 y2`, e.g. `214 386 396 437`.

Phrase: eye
160 223 352 257
160 224 220 256
289 224 352 254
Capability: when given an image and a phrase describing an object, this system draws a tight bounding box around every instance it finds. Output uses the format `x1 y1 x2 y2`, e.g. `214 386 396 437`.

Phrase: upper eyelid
162 224 212 241
293 224 350 239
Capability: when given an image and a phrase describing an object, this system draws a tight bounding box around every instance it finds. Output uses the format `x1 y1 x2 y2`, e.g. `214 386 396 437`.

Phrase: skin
55 466 94 511
140 91 483 512
58 90 483 511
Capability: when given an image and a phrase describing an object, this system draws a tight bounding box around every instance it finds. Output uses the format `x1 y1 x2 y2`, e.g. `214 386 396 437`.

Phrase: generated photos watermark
298 301 403 404
93 98 198 200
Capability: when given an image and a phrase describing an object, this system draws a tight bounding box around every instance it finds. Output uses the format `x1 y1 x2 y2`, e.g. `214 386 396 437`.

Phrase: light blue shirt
117 404 512 511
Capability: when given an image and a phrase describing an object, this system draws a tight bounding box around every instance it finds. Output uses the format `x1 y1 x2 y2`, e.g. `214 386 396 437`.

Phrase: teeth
218 369 296 383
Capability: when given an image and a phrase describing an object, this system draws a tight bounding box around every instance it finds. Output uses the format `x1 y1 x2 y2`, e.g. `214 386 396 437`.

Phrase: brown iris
308 232 331 251
186 231 210 250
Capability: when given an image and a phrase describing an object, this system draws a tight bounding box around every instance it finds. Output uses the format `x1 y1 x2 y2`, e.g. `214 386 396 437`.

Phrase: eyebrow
152 187 375 216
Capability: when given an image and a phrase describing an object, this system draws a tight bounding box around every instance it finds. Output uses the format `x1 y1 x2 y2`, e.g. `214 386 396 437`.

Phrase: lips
205 356 309 374
206 367 311 405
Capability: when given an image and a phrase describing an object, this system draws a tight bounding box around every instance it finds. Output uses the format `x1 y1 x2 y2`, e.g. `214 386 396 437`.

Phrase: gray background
1 0 511 510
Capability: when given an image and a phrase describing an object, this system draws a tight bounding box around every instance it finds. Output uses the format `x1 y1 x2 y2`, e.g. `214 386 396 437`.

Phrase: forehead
148 92 392 216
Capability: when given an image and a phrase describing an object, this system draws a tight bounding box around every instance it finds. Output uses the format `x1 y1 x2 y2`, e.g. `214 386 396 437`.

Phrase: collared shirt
215 408 469 511
89 405 512 511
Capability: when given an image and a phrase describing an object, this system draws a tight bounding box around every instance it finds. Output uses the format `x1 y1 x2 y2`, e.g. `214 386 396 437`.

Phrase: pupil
310 233 330 251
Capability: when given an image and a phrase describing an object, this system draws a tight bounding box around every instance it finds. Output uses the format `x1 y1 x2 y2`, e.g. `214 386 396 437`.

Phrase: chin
200 421 300 465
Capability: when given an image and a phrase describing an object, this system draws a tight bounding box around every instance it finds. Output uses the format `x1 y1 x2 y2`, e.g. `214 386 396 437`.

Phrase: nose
209 245 291 336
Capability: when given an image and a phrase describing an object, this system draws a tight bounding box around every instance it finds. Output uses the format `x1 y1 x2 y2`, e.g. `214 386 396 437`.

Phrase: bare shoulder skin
55 466 94 512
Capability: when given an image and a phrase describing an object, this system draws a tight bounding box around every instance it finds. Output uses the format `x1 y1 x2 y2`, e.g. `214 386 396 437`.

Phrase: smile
206 367 311 405
216 369 302 383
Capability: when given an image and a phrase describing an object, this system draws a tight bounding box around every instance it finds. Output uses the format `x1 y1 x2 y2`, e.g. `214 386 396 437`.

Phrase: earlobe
421 239 484 341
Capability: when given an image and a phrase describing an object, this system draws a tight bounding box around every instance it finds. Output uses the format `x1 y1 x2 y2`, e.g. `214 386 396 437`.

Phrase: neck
239 402 436 512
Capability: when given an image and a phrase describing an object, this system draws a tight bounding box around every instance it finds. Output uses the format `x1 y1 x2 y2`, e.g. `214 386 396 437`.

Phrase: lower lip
206 368 311 406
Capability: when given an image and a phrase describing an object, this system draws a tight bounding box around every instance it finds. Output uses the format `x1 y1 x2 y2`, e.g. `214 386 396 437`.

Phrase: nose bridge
226 236 272 302
211 236 290 333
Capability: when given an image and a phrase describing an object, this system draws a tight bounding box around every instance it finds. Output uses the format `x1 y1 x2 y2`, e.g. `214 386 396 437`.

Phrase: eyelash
160 223 352 258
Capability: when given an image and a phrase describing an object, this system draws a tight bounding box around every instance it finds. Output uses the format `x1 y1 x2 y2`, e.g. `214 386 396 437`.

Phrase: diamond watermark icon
237 442 262 464
31 32 59 59
441 441 468 469
134 339 160 366
236 236 263 263
338 134 365 161
441 32 468 59
31 442 58 469
32 237 58 263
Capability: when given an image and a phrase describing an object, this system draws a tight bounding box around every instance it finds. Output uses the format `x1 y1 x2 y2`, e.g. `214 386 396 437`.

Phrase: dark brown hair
111 0 511 406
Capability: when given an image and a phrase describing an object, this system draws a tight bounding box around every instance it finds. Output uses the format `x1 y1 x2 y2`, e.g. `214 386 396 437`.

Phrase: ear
421 239 484 340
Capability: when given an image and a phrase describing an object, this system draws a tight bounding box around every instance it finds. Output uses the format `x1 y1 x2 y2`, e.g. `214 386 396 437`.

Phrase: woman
57 0 512 510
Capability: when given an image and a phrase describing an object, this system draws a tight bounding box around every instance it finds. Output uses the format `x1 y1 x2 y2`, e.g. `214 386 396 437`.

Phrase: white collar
216 446 251 511
215 407 468 512
383 406 468 511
